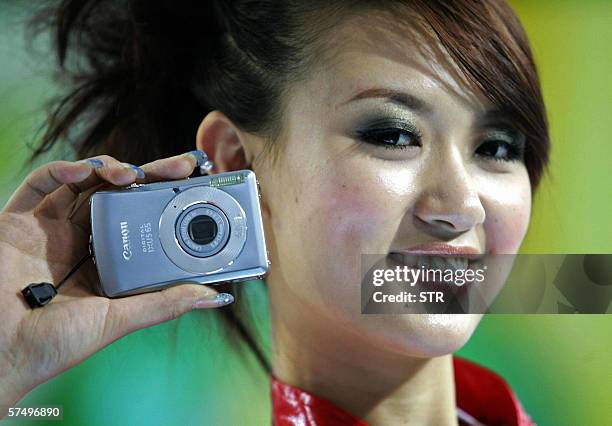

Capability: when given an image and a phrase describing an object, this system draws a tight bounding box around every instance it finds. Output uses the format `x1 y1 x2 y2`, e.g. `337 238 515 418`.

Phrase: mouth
387 252 474 271
389 243 484 272
374 245 486 313
385 246 484 288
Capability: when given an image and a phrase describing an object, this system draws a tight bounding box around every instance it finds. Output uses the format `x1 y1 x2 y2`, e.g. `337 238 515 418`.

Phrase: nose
413 152 485 237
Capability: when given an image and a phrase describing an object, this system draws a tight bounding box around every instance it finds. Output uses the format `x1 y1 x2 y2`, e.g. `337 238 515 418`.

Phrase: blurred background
1 0 610 425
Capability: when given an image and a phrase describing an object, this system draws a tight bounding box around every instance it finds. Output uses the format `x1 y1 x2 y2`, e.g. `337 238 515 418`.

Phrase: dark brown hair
29 0 550 374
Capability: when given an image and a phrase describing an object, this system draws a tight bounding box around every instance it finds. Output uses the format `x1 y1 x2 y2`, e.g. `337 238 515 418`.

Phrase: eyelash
475 132 525 162
357 123 524 162
356 121 422 150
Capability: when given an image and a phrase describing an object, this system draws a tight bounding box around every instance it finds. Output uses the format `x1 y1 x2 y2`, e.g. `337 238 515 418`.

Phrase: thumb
104 284 234 339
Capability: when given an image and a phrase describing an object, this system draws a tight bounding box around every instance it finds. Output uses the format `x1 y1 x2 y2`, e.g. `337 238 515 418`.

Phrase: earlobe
195 111 251 173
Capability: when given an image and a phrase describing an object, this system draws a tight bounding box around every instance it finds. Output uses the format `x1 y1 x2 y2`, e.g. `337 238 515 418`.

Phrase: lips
398 243 483 259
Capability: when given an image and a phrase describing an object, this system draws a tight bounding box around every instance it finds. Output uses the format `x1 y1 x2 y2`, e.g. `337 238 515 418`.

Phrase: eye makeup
346 102 526 164
350 102 425 154
475 128 526 163
355 117 423 150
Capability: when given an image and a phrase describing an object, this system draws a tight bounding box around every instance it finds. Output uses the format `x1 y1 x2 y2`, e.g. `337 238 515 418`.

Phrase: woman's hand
0 152 231 416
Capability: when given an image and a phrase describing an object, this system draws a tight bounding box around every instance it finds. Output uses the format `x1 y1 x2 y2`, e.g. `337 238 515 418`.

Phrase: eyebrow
475 108 521 132
342 88 522 134
341 88 434 115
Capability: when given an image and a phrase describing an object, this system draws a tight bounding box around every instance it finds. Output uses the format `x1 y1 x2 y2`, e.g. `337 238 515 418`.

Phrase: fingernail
123 163 145 179
192 293 234 309
187 150 208 167
85 158 104 169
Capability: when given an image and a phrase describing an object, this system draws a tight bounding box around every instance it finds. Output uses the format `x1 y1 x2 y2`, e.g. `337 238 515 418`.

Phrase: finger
58 150 204 223
103 284 234 340
35 150 201 224
49 155 144 208
78 155 146 189
50 151 200 223
68 156 140 193
4 161 92 213
68 151 203 220
37 156 145 221
139 150 205 182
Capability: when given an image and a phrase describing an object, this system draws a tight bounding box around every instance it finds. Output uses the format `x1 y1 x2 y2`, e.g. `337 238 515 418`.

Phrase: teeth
390 254 470 271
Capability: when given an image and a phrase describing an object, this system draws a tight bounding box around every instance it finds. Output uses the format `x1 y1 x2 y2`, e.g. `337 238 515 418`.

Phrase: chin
357 313 483 358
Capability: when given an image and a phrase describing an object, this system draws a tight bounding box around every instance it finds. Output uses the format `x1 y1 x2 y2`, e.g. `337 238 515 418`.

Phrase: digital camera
88 170 269 297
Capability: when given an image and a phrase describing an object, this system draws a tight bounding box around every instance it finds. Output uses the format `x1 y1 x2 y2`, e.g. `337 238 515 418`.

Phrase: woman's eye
476 139 523 162
357 128 422 150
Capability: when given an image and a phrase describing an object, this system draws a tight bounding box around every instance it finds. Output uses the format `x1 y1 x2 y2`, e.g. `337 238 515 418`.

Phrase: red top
271 357 534 426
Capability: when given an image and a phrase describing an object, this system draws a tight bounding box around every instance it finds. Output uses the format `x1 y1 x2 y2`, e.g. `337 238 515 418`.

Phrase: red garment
271 357 534 426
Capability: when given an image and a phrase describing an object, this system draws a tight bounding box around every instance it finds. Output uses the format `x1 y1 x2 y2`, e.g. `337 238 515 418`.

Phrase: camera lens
160 184 250 272
188 215 217 245
174 203 231 258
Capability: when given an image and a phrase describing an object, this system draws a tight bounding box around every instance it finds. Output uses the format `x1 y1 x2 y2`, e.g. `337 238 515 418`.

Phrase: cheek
308 163 416 279
480 174 532 254
275 158 412 313
305 179 384 290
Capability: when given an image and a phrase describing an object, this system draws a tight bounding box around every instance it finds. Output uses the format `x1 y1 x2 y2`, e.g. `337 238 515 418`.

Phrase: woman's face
254 12 532 357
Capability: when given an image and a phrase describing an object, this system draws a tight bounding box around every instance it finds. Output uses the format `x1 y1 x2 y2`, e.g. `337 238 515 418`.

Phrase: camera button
88 235 96 265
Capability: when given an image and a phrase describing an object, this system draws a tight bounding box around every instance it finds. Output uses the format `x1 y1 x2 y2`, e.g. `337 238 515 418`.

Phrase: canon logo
120 221 132 261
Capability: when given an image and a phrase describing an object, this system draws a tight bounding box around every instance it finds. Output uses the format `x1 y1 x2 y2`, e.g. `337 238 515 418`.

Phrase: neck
269 291 458 426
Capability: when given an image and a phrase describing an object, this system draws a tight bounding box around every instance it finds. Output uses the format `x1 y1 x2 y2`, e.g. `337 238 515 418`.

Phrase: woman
0 1 548 424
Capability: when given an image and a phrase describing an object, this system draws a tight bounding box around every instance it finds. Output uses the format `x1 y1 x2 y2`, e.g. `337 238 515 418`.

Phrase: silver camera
88 170 269 297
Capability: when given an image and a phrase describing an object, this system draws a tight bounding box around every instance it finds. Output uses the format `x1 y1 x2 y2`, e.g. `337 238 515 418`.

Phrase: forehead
310 7 492 114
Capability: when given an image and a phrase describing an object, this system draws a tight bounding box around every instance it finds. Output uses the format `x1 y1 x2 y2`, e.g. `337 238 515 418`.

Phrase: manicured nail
85 158 104 169
192 293 234 309
187 150 208 167
123 163 145 179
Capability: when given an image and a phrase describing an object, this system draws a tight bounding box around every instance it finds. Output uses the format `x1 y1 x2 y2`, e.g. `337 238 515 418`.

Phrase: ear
195 111 272 219
195 111 252 173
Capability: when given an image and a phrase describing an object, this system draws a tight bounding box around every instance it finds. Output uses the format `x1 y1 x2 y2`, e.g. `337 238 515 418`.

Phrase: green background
1 1 610 425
